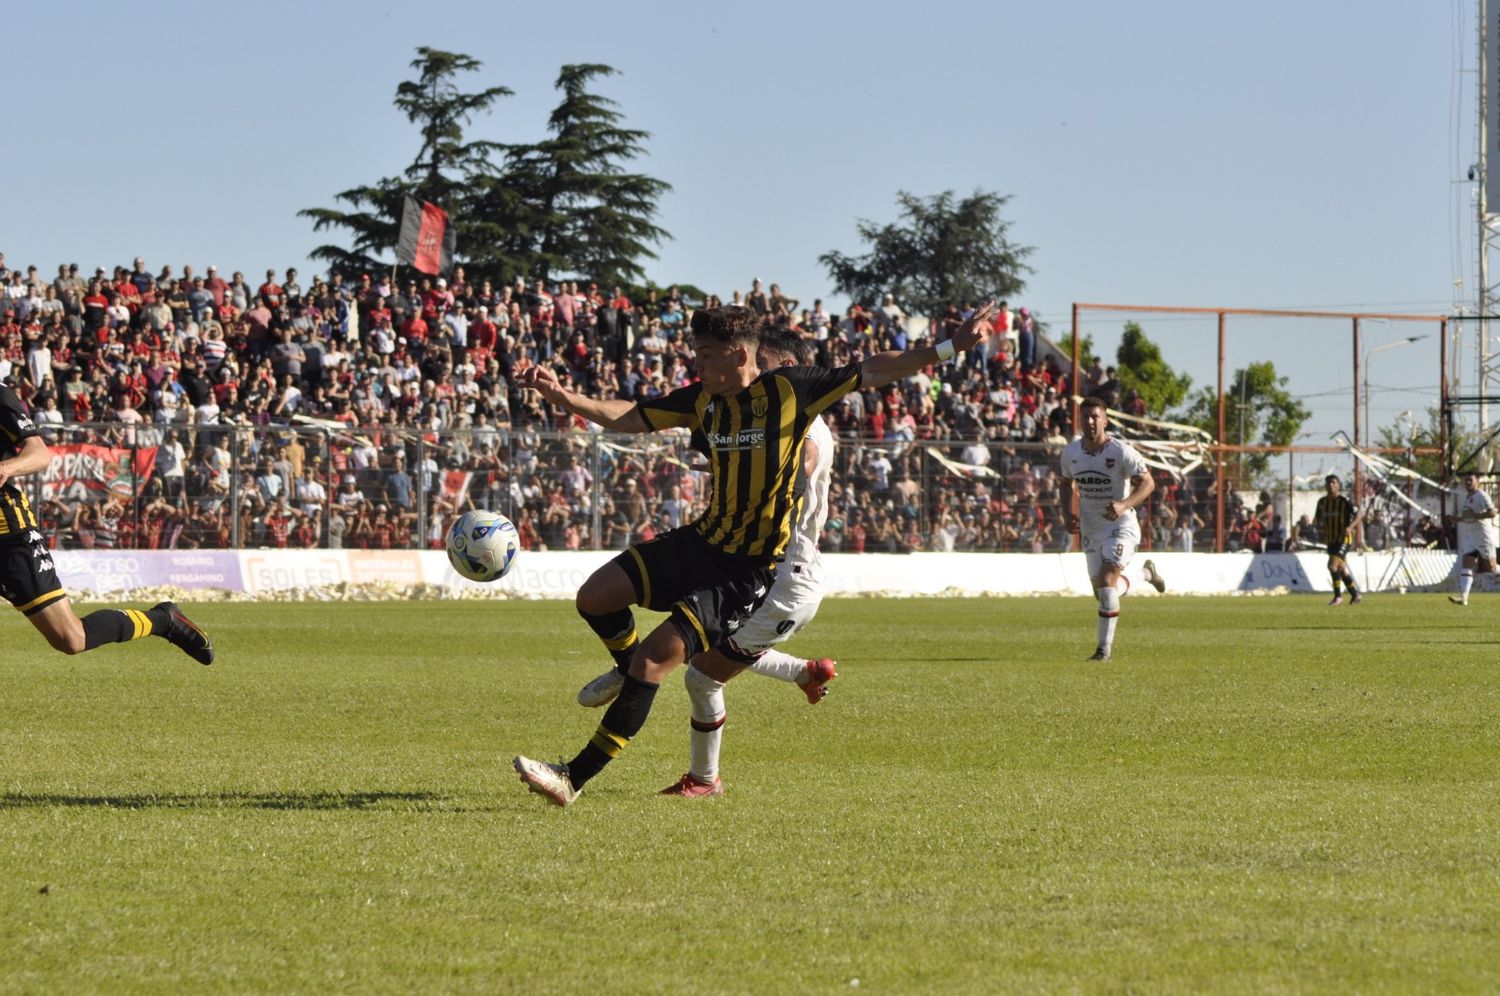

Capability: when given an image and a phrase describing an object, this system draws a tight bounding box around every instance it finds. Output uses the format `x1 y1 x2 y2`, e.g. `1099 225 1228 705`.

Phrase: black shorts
612 526 774 660
0 534 67 616
1326 540 1350 560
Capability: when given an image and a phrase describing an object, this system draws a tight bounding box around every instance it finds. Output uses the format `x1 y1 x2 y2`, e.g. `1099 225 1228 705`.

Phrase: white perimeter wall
51 549 1463 598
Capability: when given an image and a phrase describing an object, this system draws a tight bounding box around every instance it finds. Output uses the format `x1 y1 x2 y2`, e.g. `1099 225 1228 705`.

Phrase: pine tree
300 48 512 277
496 64 671 287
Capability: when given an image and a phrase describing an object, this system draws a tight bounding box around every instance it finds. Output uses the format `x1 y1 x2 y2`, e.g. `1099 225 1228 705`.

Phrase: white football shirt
783 415 835 568
1462 487 1496 521
1061 435 1149 537
1458 486 1497 552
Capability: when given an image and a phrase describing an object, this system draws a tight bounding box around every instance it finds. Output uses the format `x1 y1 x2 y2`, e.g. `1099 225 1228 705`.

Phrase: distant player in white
576 328 838 797
1061 396 1165 661
1450 470 1497 606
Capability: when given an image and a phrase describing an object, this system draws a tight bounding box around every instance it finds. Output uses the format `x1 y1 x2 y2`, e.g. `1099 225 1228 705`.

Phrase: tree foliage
1376 407 1483 482
820 190 1033 318
499 64 671 287
1116 322 1191 416
1184 361 1310 483
1053 331 1097 370
301 51 670 287
300 48 513 278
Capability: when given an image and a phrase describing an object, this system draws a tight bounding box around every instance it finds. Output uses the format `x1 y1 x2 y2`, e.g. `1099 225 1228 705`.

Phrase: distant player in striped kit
1449 471 1497 606
1314 474 1363 605
1061 397 1165 662
0 381 214 664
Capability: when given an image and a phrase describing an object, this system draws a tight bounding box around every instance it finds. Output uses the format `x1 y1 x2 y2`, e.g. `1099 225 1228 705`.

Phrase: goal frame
1070 302 1448 552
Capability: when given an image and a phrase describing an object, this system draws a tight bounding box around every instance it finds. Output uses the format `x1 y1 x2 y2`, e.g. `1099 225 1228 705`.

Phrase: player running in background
1449 470 1497 606
1315 474 1363 605
1061 396 1165 662
513 303 995 806
0 381 214 664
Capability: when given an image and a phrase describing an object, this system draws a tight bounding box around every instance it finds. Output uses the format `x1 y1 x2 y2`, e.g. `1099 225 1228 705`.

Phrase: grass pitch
1 595 1497 992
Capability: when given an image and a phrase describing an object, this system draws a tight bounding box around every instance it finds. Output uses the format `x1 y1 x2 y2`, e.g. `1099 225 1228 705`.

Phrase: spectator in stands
386 452 413 512
13 254 1246 556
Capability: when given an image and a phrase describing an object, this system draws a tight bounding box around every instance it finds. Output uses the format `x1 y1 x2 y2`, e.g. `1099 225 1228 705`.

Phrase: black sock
1343 571 1358 594
82 607 169 650
567 674 659 788
579 607 638 672
1330 575 1342 595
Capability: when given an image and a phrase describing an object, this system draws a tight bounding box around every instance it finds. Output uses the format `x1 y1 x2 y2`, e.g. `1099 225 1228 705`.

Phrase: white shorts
1458 524 1496 563
730 559 826 653
1084 517 1141 580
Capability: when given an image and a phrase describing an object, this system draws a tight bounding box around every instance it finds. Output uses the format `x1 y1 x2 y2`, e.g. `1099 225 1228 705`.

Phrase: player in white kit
576 328 839 797
1450 470 1497 606
1061 396 1165 661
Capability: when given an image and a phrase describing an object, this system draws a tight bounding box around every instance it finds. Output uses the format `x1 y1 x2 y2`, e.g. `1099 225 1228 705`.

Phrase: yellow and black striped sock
81 607 170 650
567 674 659 787
579 607 639 672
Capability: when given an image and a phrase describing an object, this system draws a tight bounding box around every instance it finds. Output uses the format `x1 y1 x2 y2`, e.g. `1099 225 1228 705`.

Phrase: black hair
760 326 811 366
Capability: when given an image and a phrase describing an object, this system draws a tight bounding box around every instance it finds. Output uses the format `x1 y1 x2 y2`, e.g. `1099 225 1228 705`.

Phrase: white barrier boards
51 548 1465 598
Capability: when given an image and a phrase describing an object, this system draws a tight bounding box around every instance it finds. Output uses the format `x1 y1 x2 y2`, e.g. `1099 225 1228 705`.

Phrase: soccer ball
446 510 520 582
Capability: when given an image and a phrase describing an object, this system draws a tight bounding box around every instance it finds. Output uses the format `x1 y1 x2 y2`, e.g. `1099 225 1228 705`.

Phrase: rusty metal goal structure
1440 315 1500 477
1066 302 1450 553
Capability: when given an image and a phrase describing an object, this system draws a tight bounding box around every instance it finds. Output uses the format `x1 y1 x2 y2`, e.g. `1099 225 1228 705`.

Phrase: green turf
1 596 1497 992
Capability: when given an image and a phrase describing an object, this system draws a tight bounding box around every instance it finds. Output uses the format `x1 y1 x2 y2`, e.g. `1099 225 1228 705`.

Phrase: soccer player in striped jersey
1315 474 1362 605
653 327 839 797
513 302 996 805
1449 471 1497 606
0 381 213 664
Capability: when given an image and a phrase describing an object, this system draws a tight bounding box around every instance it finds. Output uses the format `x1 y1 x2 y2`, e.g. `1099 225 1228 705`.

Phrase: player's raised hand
0 467 9 490
521 364 564 400
952 300 998 354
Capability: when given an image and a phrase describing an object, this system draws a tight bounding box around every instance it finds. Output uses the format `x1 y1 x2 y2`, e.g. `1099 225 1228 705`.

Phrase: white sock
1459 569 1474 601
1116 574 1131 597
748 648 807 684
684 665 725 783
1096 587 1120 652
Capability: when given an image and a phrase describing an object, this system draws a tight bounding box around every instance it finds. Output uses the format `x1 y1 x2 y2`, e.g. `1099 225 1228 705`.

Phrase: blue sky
2 0 1473 465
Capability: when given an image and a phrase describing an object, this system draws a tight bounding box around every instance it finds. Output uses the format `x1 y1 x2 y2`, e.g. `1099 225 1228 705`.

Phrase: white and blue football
446 510 520 582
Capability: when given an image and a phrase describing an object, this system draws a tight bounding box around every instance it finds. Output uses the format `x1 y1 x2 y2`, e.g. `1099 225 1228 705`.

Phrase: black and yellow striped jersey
639 363 860 562
1314 493 1356 544
0 383 43 542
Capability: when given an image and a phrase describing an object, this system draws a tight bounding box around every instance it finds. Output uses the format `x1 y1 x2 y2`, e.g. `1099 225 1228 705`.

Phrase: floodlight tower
1480 0 1500 434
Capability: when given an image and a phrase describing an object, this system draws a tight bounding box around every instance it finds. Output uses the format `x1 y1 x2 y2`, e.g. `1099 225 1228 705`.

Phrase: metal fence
27 421 1434 554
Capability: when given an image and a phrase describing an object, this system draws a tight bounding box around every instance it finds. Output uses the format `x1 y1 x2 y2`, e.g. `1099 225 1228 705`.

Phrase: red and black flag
396 195 456 275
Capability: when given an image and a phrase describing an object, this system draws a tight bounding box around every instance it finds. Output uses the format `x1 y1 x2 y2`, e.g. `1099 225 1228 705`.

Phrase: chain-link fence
32 421 1434 555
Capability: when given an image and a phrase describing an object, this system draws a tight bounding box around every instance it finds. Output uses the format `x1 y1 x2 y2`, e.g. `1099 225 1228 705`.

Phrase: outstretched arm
521 365 650 433
860 301 997 390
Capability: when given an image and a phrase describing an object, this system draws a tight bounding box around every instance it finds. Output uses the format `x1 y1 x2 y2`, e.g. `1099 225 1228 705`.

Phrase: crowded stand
0 254 1337 556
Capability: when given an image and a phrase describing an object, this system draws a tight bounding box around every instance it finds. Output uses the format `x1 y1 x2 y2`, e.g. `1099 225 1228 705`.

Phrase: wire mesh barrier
22 421 1467 556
